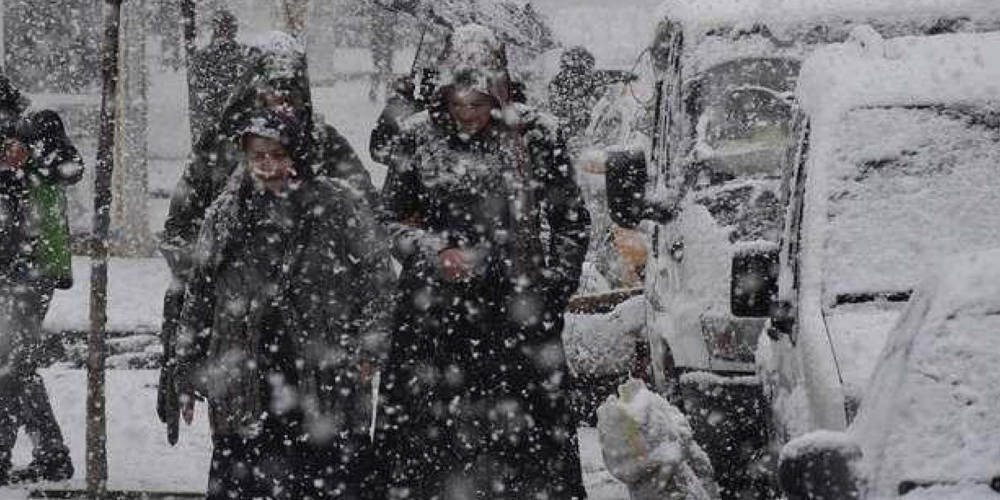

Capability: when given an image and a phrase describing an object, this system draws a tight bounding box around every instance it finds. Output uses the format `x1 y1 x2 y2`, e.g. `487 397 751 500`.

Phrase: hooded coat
175 113 395 441
376 25 591 499
161 32 378 279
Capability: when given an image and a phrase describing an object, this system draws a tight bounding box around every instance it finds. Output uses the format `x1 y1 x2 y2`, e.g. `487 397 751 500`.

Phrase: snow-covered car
758 32 1000 497
600 0 1000 496
778 248 1000 500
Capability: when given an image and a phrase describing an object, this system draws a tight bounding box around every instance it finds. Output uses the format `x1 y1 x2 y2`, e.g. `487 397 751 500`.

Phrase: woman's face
448 89 495 137
245 135 293 194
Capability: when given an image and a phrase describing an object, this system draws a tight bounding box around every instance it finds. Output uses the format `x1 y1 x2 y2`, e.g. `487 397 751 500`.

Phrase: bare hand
180 393 196 425
438 248 474 282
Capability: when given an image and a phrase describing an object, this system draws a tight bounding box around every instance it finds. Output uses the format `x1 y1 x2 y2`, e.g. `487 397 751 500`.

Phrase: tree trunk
0 2 5 71
111 0 152 257
90 0 125 495
180 0 197 148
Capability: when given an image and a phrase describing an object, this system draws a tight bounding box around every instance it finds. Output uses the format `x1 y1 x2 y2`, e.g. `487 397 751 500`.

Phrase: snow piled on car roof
656 0 1000 29
850 249 1000 498
797 31 1000 121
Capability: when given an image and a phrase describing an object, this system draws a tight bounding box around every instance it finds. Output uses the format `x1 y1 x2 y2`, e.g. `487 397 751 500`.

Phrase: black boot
8 452 73 484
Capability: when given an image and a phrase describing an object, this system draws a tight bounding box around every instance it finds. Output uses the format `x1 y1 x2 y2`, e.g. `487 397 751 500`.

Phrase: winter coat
375 24 592 499
161 33 377 280
176 170 394 439
0 110 83 287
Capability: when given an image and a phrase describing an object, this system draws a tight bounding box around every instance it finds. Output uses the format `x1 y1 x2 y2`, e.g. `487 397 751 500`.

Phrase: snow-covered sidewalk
1 370 212 498
44 258 170 335
0 370 625 499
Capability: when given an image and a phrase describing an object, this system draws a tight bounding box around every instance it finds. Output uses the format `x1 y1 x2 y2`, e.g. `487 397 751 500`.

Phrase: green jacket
0 110 84 289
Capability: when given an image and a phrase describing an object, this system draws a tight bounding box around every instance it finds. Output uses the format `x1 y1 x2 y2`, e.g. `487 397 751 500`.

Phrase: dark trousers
207 427 300 500
207 423 378 500
0 283 69 472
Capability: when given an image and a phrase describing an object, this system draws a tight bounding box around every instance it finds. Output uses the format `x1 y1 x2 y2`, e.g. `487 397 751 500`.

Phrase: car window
822 105 1000 301
681 58 800 185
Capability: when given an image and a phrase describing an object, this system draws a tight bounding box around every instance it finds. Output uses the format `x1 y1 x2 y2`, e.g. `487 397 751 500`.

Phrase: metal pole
89 0 125 497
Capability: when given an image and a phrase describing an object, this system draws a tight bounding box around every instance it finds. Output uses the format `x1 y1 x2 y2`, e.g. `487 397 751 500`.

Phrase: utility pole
89 0 125 496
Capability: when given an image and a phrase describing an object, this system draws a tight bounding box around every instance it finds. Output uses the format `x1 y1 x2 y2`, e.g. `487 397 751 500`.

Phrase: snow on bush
597 378 719 500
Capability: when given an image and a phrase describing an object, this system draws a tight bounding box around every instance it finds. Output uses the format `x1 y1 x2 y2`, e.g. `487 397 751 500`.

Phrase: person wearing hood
158 31 379 443
376 24 591 500
0 107 85 485
174 109 394 500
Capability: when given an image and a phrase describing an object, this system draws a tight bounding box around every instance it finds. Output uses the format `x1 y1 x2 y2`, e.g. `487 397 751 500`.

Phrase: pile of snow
596 379 719 500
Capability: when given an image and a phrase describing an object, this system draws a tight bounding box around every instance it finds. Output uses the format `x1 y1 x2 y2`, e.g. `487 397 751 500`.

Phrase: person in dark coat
369 74 426 168
376 24 592 500
189 9 250 140
548 46 602 143
158 31 379 442
0 109 84 485
175 109 394 500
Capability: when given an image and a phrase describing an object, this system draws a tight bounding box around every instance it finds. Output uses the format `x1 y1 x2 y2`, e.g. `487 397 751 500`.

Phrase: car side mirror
779 432 862 500
768 298 796 342
605 147 674 228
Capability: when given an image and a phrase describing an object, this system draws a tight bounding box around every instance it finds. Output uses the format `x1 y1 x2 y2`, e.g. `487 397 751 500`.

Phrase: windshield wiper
834 291 913 306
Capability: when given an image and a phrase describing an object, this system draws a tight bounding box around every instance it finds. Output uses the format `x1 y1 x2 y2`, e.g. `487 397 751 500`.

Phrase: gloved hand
156 360 180 446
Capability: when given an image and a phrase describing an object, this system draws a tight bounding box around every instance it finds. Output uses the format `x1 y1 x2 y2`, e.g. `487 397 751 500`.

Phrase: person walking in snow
174 109 394 500
189 9 250 141
157 31 379 445
0 95 84 485
375 24 592 500
548 46 602 146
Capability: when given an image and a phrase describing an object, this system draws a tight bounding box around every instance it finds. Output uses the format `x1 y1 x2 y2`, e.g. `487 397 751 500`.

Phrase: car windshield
823 105 1000 302
686 58 800 178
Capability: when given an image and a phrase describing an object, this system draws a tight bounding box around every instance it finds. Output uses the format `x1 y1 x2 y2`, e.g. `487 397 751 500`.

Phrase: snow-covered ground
0 369 625 498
